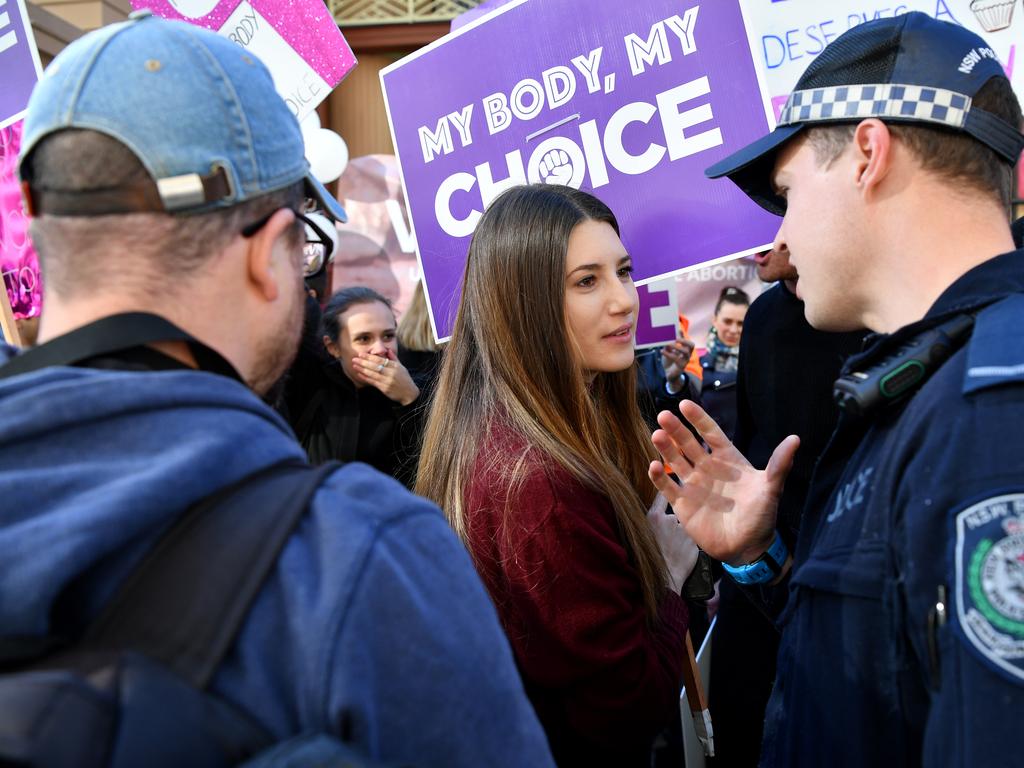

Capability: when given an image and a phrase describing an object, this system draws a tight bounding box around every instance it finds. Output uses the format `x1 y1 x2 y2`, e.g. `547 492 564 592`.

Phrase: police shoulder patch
955 493 1024 683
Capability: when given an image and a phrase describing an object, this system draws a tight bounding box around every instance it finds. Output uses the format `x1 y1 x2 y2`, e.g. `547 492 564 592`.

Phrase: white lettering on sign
416 7 705 166
624 8 700 76
217 1 331 122
511 78 545 120
483 92 512 135
434 172 481 239
419 117 454 163
448 103 474 149
433 75 723 238
625 20 671 76
683 263 757 282
420 105 476 162
0 0 18 56
543 66 577 110
571 47 604 94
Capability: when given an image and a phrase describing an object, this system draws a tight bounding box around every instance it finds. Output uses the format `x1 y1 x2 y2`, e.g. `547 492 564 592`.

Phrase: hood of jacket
0 350 306 636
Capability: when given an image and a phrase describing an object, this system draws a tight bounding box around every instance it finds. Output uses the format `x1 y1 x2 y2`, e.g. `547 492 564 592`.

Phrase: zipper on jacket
927 584 948 690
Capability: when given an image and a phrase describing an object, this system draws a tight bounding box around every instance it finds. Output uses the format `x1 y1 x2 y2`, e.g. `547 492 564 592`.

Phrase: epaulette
963 293 1024 395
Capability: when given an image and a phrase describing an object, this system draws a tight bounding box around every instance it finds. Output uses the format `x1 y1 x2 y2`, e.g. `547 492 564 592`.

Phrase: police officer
649 13 1024 767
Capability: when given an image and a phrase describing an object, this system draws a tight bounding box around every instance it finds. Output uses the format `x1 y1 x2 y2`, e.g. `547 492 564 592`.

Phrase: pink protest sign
134 0 356 120
0 121 43 322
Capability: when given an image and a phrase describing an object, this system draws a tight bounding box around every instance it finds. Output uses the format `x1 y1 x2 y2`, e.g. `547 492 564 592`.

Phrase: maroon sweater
463 426 689 767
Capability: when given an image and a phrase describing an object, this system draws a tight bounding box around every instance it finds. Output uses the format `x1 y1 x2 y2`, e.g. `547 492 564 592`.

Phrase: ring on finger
376 363 385 372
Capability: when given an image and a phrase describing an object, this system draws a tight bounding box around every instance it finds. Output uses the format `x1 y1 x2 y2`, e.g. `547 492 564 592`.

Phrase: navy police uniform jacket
760 250 1024 767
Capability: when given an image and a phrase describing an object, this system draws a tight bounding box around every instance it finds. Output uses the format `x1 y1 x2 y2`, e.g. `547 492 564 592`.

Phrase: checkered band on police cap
779 84 971 131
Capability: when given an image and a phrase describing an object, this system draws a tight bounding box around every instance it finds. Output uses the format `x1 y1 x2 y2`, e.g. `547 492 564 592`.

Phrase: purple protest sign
0 0 44 130
382 0 779 341
136 0 356 121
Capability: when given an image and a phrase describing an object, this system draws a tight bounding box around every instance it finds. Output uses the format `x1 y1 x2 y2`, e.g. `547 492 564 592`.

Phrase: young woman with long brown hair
416 184 698 767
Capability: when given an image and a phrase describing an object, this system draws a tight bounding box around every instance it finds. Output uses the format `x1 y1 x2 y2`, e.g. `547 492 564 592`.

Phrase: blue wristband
722 531 789 585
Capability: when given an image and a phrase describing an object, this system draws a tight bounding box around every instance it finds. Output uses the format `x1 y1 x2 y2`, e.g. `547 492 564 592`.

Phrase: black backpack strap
82 459 342 688
0 312 242 383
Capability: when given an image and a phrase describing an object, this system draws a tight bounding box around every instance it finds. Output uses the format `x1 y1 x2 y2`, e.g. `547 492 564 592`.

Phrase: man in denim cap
649 13 1024 766
0 12 553 766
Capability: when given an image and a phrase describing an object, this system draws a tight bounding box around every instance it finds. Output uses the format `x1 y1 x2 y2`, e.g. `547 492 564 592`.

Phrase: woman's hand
646 494 700 593
352 353 420 406
648 400 799 566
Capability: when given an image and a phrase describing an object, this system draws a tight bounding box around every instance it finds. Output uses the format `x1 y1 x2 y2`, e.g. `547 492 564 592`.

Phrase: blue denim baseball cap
18 10 346 222
706 12 1024 215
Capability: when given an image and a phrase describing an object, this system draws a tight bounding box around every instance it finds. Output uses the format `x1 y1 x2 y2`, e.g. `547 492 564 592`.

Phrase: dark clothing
296 360 421 484
464 422 689 768
761 251 1024 767
700 354 739 440
635 348 700 431
397 343 443 485
733 284 865 539
283 296 423 487
398 343 442 393
710 283 863 767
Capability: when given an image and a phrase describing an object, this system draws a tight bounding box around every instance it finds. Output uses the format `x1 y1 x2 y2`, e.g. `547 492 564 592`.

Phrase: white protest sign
739 0 1023 119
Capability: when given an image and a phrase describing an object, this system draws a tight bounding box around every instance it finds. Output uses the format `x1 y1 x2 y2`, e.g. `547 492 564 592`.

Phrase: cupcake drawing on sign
970 0 1016 32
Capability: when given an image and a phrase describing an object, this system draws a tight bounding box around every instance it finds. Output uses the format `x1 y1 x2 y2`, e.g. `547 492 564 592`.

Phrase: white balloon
167 0 219 18
306 129 348 184
300 111 322 138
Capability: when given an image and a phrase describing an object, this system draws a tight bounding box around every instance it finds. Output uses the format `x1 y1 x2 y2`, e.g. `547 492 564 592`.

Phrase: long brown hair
416 184 667 617
396 281 437 353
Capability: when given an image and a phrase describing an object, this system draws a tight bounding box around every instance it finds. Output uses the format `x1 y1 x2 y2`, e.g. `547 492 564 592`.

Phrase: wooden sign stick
681 630 715 757
0 279 22 347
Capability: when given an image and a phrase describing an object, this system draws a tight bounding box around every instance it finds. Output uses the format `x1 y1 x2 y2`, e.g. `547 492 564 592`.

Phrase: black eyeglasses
241 208 334 278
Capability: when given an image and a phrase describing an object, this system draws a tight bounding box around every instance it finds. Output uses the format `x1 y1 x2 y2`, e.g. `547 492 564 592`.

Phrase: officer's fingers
652 423 701 476
765 435 801 490
649 461 685 508
661 404 714 462
651 429 692 474
678 400 737 456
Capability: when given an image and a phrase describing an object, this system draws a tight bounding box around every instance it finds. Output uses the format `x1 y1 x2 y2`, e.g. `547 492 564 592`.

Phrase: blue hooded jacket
0 354 554 767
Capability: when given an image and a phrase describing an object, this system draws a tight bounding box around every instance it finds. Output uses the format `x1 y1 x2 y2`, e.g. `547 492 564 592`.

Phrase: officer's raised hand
648 400 800 569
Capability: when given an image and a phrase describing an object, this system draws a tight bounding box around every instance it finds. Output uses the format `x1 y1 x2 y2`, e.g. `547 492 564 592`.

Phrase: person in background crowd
0 15 554 767
301 210 338 304
635 332 700 432
290 286 424 486
417 184 698 768
651 13 1024 766
699 286 749 438
678 313 705 382
709 247 864 768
